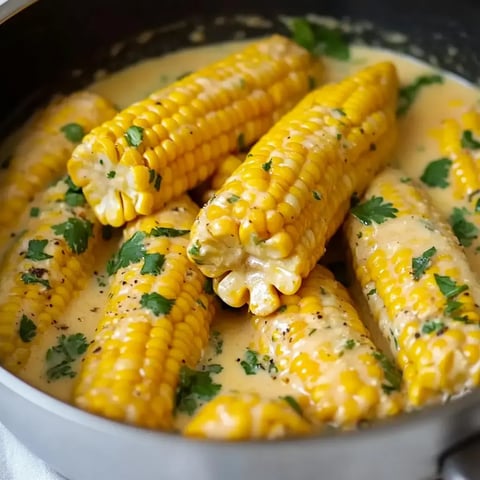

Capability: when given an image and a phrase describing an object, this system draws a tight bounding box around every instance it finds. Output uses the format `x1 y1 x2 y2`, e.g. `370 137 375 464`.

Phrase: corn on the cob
73 195 215 429
0 177 101 372
345 168 480 407
68 35 323 227
0 92 115 245
183 392 311 440
199 154 245 205
188 62 399 316
252 265 404 427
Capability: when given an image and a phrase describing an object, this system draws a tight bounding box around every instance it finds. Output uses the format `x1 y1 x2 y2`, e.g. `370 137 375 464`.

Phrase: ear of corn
0 177 101 372
68 35 323 227
183 392 311 440
345 168 480 407
0 92 116 248
188 61 399 316
73 195 216 429
252 265 404 428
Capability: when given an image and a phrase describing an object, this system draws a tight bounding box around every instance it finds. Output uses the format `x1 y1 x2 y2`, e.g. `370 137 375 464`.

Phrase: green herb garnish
25 239 53 261
421 320 446 335
449 207 479 247
19 315 37 342
237 132 246 151
148 169 162 191
210 330 223 356
434 274 469 299
46 333 88 380
51 217 93 254
461 130 480 150
203 278 214 295
312 190 322 200
344 339 356 350
107 170 116 179
227 194 240 204
64 176 86 207
140 253 165 276
140 292 174 316
106 231 146 275
280 395 303 416
60 123 84 143
420 158 452 188
21 269 50 289
262 159 272 172
412 246 437 281
125 125 144 147
372 351 402 394
150 227 190 237
351 196 398 225
397 74 443 116
30 207 40 218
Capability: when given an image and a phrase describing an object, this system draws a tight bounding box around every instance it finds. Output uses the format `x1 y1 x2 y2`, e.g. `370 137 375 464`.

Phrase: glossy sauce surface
5 40 480 429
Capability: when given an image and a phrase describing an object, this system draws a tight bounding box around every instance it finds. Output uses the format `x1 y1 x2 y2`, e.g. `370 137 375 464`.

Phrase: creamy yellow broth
4 40 480 430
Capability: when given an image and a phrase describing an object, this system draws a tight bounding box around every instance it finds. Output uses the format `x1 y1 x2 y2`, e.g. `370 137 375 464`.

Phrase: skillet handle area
441 435 480 480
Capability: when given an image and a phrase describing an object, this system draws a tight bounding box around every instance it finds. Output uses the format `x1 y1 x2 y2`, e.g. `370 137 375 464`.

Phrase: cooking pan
1 0 480 479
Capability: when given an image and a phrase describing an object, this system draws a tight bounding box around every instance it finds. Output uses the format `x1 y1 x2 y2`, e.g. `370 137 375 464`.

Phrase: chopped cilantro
290 17 350 60
51 217 93 254
19 315 37 342
412 246 437 281
333 108 346 116
397 74 443 116
30 207 40 218
196 299 206 309
107 231 146 275
421 320 446 334
188 241 201 258
148 169 162 191
237 132 246 151
150 227 189 237
25 239 53 261
476 198 480 213
140 253 165 276
227 194 240 204
434 274 468 299
21 269 50 289
107 170 116 179
46 333 88 380
175 365 222 415
262 159 272 172
277 305 287 313
140 292 174 316
372 351 402 394
280 395 303 416
461 130 480 150
344 339 356 350
60 123 84 143
400 177 412 184
420 158 452 188
125 125 144 147
351 196 398 225
64 176 86 207
210 330 223 355
312 190 322 200
449 207 479 247
308 75 316 90
445 299 463 316
308 328 317 336
390 329 399 350
367 288 376 296
240 348 277 376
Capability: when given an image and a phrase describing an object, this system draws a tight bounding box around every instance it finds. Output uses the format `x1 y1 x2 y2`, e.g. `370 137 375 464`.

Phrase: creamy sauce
3 40 480 429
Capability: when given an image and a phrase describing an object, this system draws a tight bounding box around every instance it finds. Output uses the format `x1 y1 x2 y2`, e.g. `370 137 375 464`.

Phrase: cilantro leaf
107 170 116 179
227 194 240 204
149 227 190 237
125 125 144 147
64 176 86 207
106 231 146 275
421 320 446 334
434 274 469 299
445 299 463 316
280 395 303 416
203 278 214 295
51 217 93 254
25 239 53 261
30 207 40 218
19 315 37 342
351 196 398 225
21 268 50 289
344 339 356 350
372 351 402 394
188 241 201 259
461 130 480 150
449 207 479 247
312 190 322 200
412 246 437 281
46 333 88 380
240 348 277 376
420 158 452 188
148 169 162 191
140 292 174 316
140 253 165 276
209 330 223 355
175 365 222 415
262 159 272 172
290 18 350 60
237 132 246 151
60 123 84 143
397 74 443 116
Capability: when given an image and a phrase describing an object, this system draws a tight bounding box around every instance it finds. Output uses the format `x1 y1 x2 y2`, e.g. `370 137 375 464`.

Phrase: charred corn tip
0 177 100 372
252 265 404 427
68 35 323 227
345 168 480 407
0 91 116 244
73 195 216 429
188 61 398 316
183 393 311 440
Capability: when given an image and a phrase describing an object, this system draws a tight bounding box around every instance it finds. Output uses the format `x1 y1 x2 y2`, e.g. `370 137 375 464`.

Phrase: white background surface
0 423 61 480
